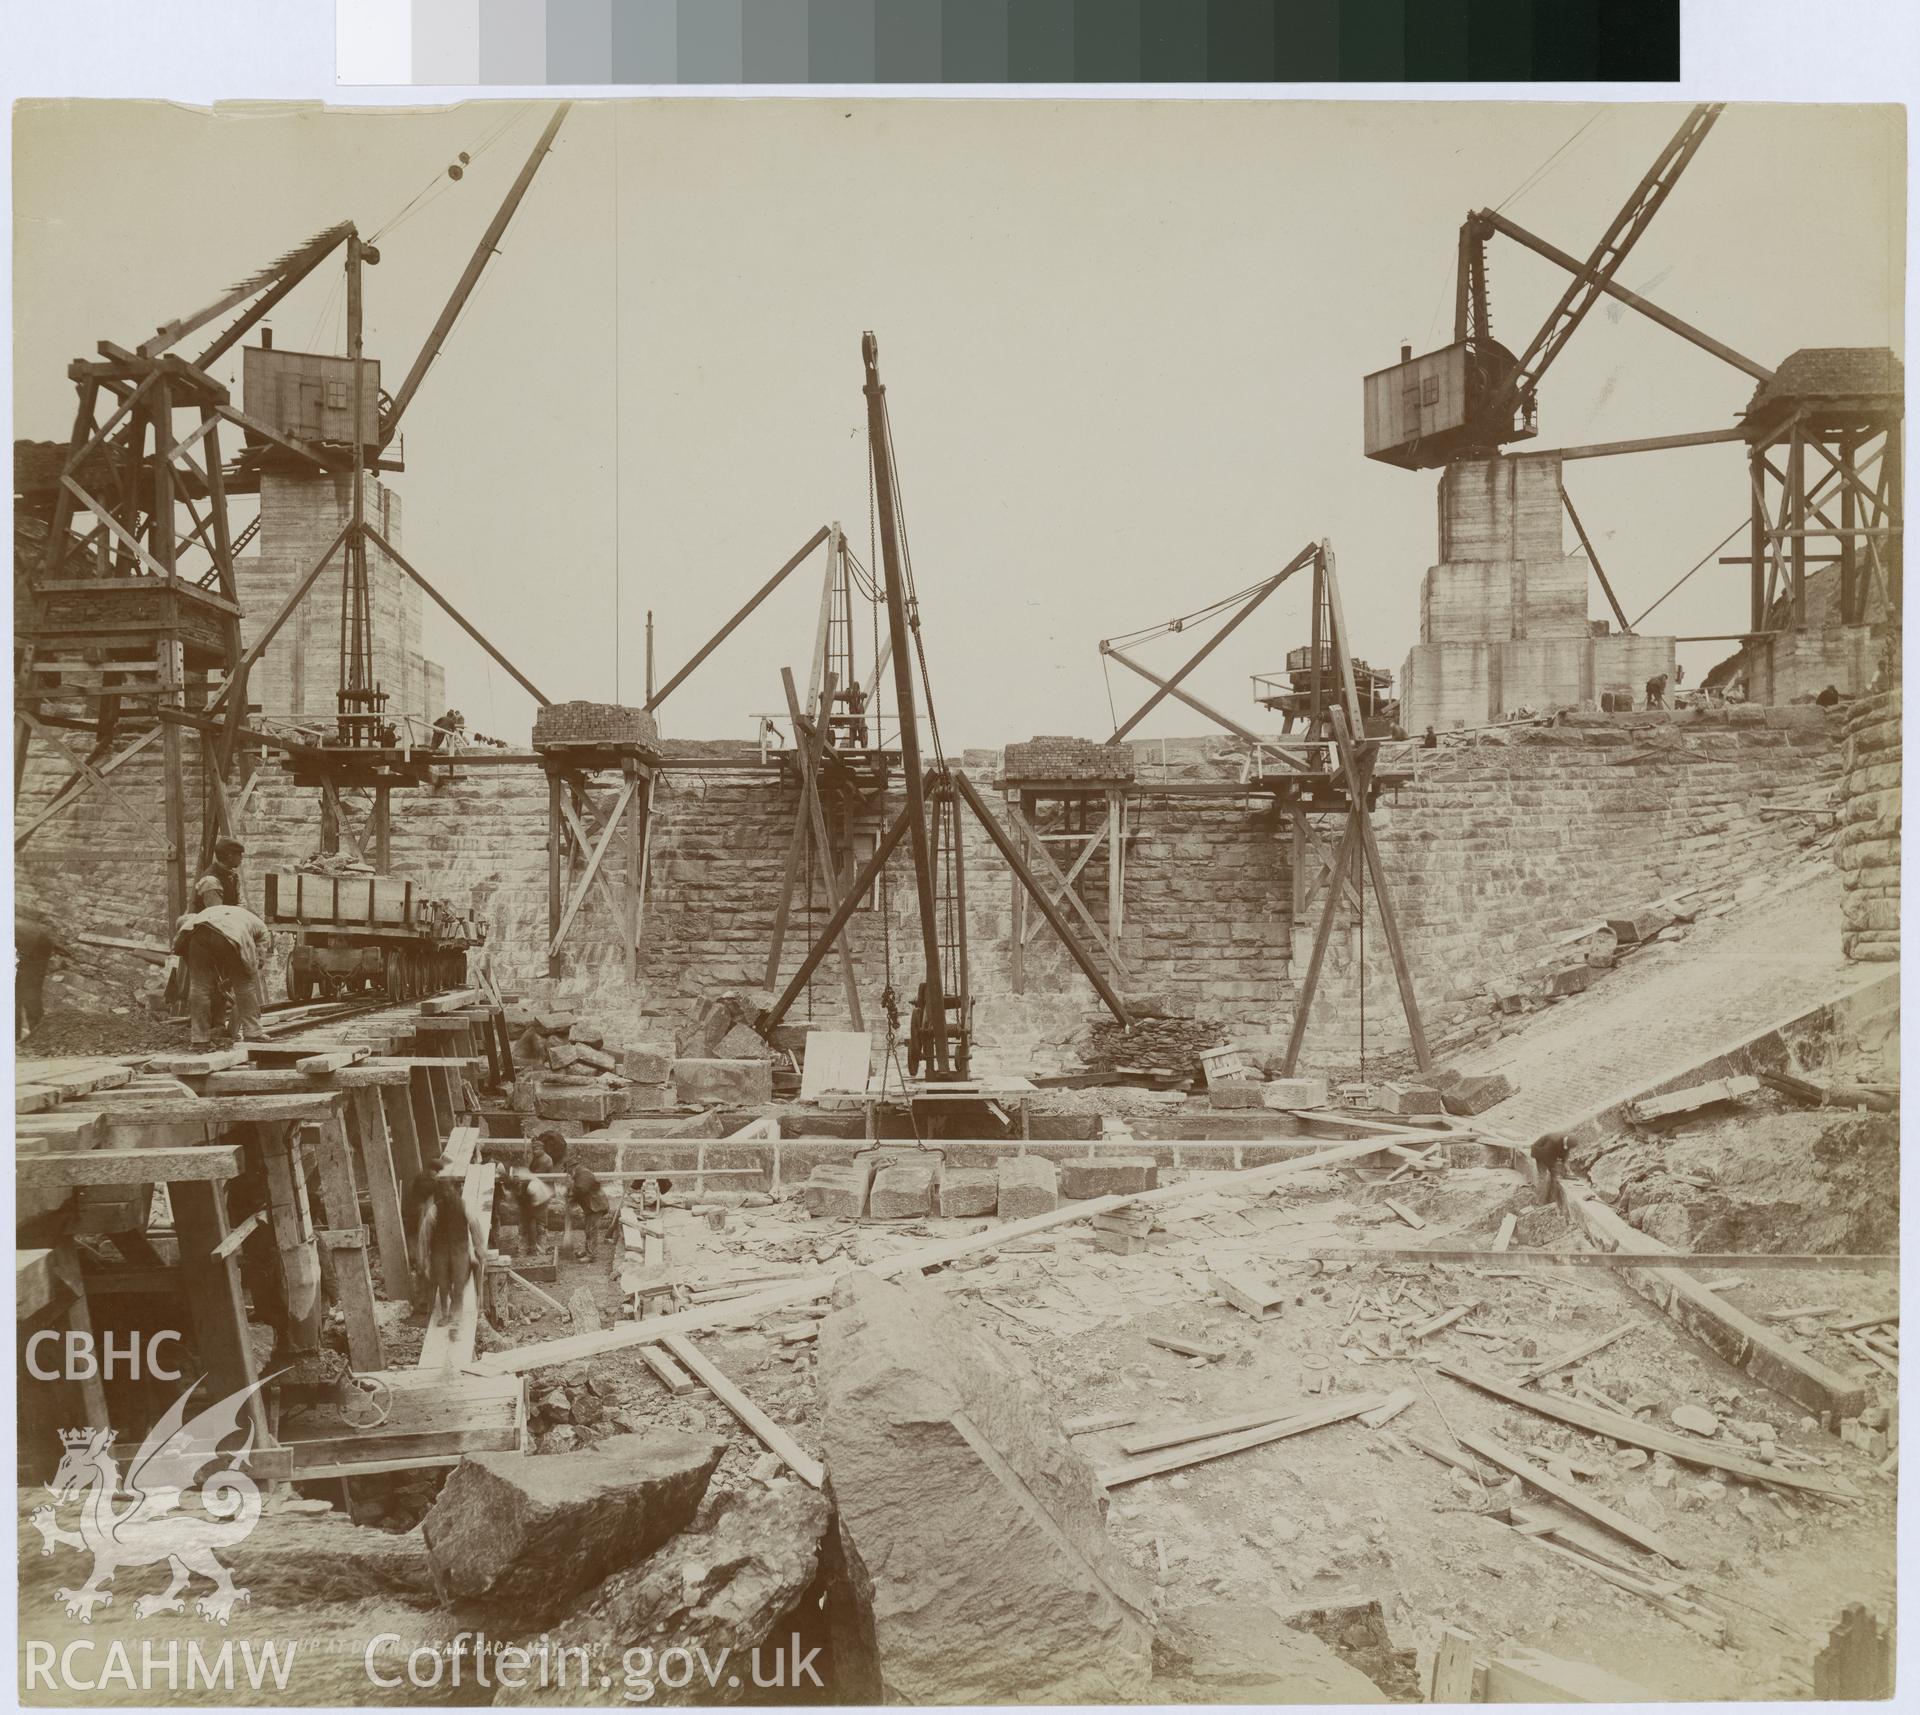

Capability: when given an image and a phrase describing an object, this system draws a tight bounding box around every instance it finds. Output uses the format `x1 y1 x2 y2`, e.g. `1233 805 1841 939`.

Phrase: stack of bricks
531 700 660 750
1001 736 1135 784
1838 689 1900 963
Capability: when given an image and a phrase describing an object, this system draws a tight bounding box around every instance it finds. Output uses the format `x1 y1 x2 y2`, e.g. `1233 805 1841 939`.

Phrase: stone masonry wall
15 711 1843 1072
1838 689 1900 962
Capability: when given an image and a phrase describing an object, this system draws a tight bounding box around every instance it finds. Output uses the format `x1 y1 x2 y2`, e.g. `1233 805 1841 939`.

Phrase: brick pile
532 700 660 750
1001 736 1135 784
1838 689 1899 962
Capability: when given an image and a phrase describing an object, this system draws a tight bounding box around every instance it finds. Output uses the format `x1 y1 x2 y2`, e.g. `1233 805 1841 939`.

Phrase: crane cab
1362 337 1533 470
242 339 383 448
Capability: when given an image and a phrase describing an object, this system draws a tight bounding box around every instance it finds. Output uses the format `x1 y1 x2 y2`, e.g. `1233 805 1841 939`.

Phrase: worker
1644 673 1668 709
566 1161 611 1262
906 980 929 1077
15 911 58 1041
497 1164 552 1256
1530 1131 1572 1204
1816 683 1842 708
196 836 245 909
416 1178 488 1326
176 901 274 1049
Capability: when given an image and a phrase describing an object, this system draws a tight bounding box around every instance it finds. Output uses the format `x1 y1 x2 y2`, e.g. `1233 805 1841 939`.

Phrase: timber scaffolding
14 990 542 1487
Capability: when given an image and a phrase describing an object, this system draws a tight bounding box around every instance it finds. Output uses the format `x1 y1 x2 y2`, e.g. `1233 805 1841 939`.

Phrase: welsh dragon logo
32 1377 268 1625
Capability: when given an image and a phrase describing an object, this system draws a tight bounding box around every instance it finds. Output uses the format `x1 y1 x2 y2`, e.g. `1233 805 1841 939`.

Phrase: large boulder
494 1483 834 1706
815 1271 1154 1703
421 1431 725 1623
1151 1601 1389 1703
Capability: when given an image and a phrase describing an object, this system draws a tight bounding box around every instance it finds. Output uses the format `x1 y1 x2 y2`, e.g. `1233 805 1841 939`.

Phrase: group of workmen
406 1128 629 1323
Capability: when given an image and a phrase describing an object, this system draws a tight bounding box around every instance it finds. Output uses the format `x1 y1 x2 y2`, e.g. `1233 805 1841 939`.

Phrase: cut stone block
671 1058 773 1106
1208 1082 1263 1110
568 1022 606 1048
572 1043 617 1073
1059 1156 1158 1199
536 1086 612 1124
1544 965 1596 997
624 1044 672 1084
1606 911 1670 945
1441 1071 1517 1116
816 1272 1153 1703
801 1159 876 1220
545 1041 582 1071
1380 1082 1444 1116
421 1431 724 1624
617 1082 670 1114
1262 1076 1329 1111
997 1155 1059 1219
937 1165 999 1219
870 1158 937 1220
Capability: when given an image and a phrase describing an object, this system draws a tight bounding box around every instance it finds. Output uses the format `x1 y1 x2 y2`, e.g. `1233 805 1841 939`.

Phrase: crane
1363 103 1771 471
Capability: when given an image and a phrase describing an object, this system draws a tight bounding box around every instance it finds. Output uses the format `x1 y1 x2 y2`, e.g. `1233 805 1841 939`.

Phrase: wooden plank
1118 1402 1309 1456
1146 1333 1227 1360
309 1116 382 1371
1514 1320 1637 1384
334 1063 416 1089
1099 1393 1384 1488
1062 1410 1135 1436
14 1111 106 1151
1453 1428 1689 1567
169 1180 271 1454
53 1092 345 1125
501 1268 567 1317
1435 1361 1856 1498
17 1251 59 1323
474 1137 1393 1375
1300 1245 1896 1273
638 1344 698 1396
438 1124 482 1177
1359 1389 1416 1429
799 1030 873 1101
1483 1648 1655 1704
660 1333 824 1486
20 1145 244 1187
210 1207 268 1260
147 1047 250 1075
1630 1075 1760 1123
296 1048 367 1075
1493 1213 1517 1253
1562 1187 1869 1417
1383 1198 1426 1230
348 1087 411 1296
1427 1627 1477 1703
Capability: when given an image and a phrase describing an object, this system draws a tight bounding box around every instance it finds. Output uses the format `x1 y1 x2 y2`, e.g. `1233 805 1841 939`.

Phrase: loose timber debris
1146 1333 1227 1361
1099 1392 1385 1488
1435 1362 1857 1499
659 1332 824 1488
1513 1320 1636 1384
1453 1428 1691 1567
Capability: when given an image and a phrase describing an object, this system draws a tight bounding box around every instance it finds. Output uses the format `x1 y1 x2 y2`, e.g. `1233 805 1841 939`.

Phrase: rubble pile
1081 1015 1225 1078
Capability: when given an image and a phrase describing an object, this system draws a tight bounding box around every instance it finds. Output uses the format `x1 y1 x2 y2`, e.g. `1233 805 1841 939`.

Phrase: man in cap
197 836 245 910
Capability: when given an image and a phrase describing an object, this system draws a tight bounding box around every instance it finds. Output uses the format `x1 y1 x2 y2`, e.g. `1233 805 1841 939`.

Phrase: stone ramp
1451 872 1886 1143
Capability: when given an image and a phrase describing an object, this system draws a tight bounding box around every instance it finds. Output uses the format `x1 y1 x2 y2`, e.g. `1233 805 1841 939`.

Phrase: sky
11 98 1905 746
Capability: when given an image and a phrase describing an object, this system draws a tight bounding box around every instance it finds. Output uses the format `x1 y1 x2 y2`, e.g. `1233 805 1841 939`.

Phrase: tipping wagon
262 870 484 1003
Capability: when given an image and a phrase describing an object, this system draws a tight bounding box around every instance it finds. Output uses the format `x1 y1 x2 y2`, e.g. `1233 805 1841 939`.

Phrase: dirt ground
365 1133 1897 1704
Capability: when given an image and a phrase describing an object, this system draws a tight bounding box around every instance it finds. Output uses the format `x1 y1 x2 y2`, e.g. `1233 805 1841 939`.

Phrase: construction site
10 99 1903 1704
